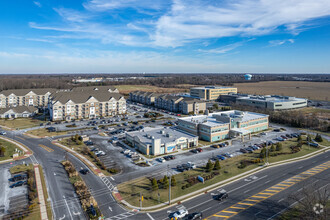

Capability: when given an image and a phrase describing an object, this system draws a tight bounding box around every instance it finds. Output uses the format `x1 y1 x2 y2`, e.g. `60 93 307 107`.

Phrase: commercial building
129 91 206 114
126 127 198 155
48 90 126 121
220 94 307 110
0 88 56 109
190 86 237 100
178 110 269 142
0 106 37 119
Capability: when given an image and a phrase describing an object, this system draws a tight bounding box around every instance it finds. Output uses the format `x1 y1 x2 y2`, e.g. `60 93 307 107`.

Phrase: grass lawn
10 164 34 174
0 138 21 161
0 118 42 130
117 137 323 207
58 138 111 176
26 127 89 137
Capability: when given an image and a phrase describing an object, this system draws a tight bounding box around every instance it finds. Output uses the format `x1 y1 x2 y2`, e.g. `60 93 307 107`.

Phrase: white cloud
269 39 295 46
33 1 42 8
152 0 330 47
198 42 244 54
28 0 330 48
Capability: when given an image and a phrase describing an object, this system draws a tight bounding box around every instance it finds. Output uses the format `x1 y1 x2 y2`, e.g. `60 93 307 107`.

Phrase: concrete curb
120 145 330 212
34 165 49 220
0 136 33 164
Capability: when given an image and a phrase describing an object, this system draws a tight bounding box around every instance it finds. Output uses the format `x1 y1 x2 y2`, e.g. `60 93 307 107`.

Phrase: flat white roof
191 86 236 90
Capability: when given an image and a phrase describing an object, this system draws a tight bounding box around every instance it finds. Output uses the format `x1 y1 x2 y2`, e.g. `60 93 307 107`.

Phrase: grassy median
0 118 42 130
117 136 323 207
0 138 20 161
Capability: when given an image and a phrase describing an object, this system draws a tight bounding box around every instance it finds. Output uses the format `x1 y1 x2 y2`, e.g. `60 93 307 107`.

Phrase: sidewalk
120 145 330 211
52 141 104 176
34 165 49 220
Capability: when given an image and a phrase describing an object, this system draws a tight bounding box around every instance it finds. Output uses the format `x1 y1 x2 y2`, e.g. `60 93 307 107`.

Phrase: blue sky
0 0 330 74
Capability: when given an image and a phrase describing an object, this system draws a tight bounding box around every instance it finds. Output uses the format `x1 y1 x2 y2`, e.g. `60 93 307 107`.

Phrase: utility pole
140 192 142 210
168 165 171 205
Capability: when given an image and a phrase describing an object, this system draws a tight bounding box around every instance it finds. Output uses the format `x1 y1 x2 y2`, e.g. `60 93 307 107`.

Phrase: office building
190 86 237 100
126 127 198 155
178 110 269 142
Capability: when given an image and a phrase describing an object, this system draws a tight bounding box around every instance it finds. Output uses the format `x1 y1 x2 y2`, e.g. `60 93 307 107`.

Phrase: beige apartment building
49 91 126 121
0 88 56 109
190 86 237 100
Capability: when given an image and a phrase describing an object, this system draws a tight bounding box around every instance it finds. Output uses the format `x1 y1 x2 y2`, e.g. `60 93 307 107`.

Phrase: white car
169 209 188 219
158 158 166 163
0 131 6 135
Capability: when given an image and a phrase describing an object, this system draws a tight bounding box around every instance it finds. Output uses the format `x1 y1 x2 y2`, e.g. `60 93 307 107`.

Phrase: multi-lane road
127 150 330 220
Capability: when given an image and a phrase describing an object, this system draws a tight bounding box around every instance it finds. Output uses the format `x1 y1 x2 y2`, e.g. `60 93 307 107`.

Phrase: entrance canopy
230 128 251 136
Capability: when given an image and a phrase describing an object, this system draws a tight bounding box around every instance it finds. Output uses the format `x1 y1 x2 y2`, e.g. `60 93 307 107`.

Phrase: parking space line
222 210 237 214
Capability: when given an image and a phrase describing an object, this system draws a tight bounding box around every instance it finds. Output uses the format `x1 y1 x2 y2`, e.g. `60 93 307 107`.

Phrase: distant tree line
0 73 329 91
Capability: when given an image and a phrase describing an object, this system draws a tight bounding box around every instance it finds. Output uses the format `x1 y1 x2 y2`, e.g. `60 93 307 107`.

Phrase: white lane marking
255 210 262 216
244 189 251 194
298 166 303 169
109 206 112 211
110 176 115 181
63 197 73 220
202 206 213 212
73 211 80 215
278 198 285 203
265 180 271 184
297 188 303 192
147 213 155 220
227 175 268 193
312 161 316 163
59 215 65 220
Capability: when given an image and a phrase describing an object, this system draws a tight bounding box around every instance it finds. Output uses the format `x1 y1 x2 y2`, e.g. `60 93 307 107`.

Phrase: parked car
224 153 233 158
0 131 6 135
191 149 198 153
187 212 203 220
214 191 228 201
169 209 189 219
168 155 176 160
158 158 166 163
273 129 281 132
197 148 203 153
9 174 27 182
163 156 171 161
10 181 27 188
212 144 219 148
217 155 226 160
245 147 254 153
240 148 248 153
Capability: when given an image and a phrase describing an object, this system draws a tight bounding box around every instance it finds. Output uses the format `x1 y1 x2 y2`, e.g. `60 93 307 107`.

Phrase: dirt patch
234 81 330 101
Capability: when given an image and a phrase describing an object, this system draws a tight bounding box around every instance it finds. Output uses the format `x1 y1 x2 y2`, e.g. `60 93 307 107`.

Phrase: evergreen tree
259 148 266 158
163 175 169 189
315 134 323 142
0 146 5 157
297 135 302 142
214 160 221 170
171 176 176 187
151 178 158 191
270 144 276 152
206 159 214 172
276 143 282 151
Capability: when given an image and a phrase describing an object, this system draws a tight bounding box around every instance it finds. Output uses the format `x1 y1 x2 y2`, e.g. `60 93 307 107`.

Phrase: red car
197 148 203 152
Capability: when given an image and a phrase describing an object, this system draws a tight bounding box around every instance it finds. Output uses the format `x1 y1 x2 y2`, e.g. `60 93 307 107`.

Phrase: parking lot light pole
168 165 171 205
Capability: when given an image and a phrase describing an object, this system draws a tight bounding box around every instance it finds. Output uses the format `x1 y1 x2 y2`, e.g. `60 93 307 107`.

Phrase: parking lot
0 169 28 218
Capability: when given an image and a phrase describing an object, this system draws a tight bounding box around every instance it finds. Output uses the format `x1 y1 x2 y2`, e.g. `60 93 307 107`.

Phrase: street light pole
168 165 171 205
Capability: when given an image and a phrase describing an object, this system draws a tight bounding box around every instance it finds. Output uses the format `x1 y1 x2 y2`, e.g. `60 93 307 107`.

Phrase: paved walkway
34 165 48 220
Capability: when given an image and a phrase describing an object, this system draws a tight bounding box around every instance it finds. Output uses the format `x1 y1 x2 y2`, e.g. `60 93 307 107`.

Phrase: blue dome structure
244 74 252 80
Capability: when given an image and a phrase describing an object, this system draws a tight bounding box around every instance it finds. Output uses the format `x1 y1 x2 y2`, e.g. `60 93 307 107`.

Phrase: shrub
214 160 221 170
205 159 214 172
315 134 323 142
151 178 158 191
276 143 282 151
171 176 176 187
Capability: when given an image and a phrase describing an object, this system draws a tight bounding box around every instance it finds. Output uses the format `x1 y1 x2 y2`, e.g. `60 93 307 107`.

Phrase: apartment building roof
52 91 124 104
181 97 205 104
127 126 198 145
0 88 56 96
0 106 37 114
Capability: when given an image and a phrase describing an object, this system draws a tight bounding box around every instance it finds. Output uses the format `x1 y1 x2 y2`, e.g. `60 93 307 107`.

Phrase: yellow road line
214 215 230 218
16 136 25 141
38 144 54 152
222 211 237 214
205 161 330 219
251 195 269 199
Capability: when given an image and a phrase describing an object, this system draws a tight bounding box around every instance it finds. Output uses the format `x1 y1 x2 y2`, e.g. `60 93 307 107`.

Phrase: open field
115 85 188 95
233 81 330 101
0 139 19 161
117 137 321 207
0 118 42 130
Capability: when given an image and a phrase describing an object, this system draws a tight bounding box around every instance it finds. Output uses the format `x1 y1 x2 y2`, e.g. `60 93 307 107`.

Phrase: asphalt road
0 129 130 219
126 150 330 220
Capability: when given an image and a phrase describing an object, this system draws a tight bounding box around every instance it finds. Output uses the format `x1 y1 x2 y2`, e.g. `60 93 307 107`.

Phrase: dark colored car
240 148 248 153
217 155 226 160
245 147 254 153
9 174 27 182
191 149 198 153
163 156 171 161
196 148 203 153
10 181 27 188
273 129 280 132
80 169 90 175
187 212 203 220
214 192 228 201
169 155 176 160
